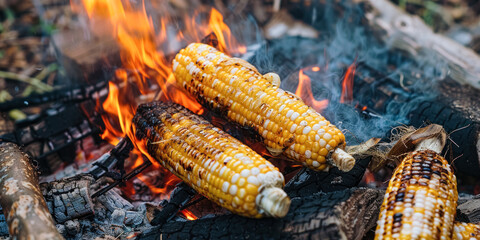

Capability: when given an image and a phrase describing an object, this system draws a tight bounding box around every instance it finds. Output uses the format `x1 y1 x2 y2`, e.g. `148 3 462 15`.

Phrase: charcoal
110 209 126 227
64 220 81 236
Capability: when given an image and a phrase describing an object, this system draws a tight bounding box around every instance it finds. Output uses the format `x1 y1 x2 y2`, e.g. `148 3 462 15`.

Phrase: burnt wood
0 142 63 239
40 174 95 223
354 65 480 177
285 157 370 198
139 188 384 240
457 194 480 224
151 182 197 226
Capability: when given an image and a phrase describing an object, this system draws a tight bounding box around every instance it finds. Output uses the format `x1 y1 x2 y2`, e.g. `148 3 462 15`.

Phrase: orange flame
340 63 356 103
295 67 329 112
72 0 245 208
180 209 198 220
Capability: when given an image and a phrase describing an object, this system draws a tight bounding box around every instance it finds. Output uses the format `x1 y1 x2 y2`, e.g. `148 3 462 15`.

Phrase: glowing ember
71 0 246 209
340 62 356 104
295 67 329 112
180 209 197 220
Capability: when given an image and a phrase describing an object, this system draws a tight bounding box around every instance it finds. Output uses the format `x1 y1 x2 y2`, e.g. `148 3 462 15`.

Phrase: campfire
0 0 479 239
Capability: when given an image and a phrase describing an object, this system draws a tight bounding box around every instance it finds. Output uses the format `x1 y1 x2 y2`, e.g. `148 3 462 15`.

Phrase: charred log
353 65 480 177
151 182 197 226
285 157 370 198
40 174 95 223
457 194 480 224
0 142 63 239
139 188 384 240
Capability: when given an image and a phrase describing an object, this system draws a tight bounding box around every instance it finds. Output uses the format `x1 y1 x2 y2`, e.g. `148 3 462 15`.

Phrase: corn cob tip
263 72 281 87
257 187 291 218
330 148 355 171
265 146 283 156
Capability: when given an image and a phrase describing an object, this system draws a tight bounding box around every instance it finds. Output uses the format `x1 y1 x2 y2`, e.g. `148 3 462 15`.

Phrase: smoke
245 1 446 144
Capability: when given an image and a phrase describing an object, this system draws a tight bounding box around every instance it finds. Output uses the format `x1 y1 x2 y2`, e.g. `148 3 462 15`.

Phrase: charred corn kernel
453 222 480 240
173 43 353 171
133 101 290 218
375 150 458 240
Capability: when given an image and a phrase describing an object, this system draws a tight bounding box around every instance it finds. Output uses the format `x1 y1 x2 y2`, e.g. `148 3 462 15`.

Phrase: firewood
0 142 63 239
139 188 385 240
361 0 480 90
457 195 480 224
285 157 370 198
40 174 95 223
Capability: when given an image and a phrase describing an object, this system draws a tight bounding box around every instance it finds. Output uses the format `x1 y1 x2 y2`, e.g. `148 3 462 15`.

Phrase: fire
180 209 198 220
71 0 245 209
295 67 329 112
340 62 356 103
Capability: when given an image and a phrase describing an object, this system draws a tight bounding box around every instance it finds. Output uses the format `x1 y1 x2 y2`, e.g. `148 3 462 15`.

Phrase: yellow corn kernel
133 101 290 218
453 222 480 240
173 43 353 171
375 150 458 240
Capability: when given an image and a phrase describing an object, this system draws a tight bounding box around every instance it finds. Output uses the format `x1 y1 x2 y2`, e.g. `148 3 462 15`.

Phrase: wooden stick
362 0 480 90
0 142 63 240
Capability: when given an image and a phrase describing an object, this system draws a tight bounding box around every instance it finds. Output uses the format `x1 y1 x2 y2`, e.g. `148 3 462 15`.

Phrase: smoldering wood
285 157 370 198
89 137 134 180
0 142 63 240
457 194 480 224
361 0 480 90
354 62 480 177
40 174 95 223
139 188 385 240
150 182 197 226
407 82 480 177
95 188 134 213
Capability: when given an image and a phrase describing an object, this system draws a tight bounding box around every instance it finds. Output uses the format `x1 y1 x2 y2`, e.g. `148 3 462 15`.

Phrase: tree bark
0 142 63 239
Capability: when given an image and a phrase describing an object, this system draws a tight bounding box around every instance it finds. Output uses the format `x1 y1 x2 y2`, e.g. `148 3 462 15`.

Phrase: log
362 0 480 90
0 142 63 239
354 62 480 177
285 157 370 198
150 182 197 226
457 194 480 224
138 188 385 240
40 174 95 223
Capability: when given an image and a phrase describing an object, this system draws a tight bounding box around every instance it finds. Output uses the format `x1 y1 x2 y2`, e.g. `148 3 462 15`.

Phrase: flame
72 0 244 203
340 62 356 103
295 67 329 112
180 209 198 220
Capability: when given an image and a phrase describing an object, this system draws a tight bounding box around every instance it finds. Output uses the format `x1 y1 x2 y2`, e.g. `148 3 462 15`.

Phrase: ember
0 0 479 239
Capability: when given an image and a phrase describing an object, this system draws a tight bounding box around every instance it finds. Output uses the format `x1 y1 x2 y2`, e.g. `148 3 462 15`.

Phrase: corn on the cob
453 222 480 240
375 150 458 240
172 43 354 172
133 101 290 218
